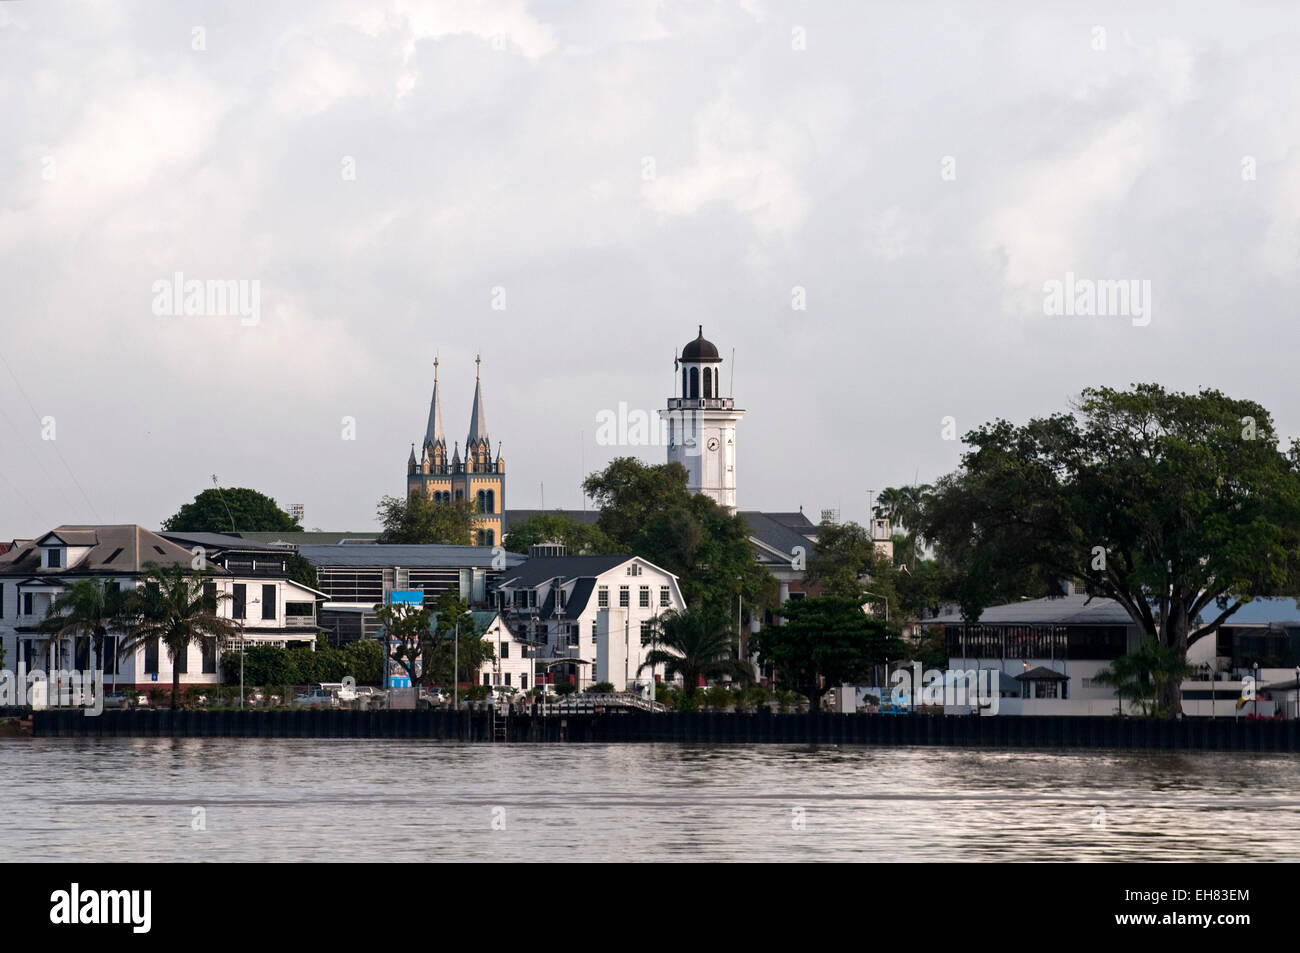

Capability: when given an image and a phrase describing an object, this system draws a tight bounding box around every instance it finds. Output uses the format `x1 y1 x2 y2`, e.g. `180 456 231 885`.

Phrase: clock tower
661 326 745 513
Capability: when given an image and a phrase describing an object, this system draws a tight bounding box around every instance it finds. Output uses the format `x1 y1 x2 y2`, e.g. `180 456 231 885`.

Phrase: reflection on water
4 739 1297 861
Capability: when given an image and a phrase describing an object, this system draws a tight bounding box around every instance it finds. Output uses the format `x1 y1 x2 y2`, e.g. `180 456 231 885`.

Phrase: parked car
292 689 337 709
102 693 129 710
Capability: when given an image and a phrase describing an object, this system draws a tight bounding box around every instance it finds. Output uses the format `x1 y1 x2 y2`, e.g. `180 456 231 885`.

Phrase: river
4 739 1296 861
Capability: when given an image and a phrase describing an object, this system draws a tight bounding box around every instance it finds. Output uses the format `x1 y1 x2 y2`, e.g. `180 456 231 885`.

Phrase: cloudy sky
2 1 1298 538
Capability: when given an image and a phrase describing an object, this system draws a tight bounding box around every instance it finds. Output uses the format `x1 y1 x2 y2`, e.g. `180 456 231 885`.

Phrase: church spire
467 354 489 447
424 356 445 449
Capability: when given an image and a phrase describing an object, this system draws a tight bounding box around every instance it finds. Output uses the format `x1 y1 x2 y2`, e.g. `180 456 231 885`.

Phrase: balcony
665 397 735 412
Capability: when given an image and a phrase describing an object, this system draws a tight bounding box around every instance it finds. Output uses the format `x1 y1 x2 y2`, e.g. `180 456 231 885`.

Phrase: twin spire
417 355 496 475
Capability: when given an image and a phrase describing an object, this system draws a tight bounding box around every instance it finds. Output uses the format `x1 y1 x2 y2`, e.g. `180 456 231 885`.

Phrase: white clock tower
661 326 745 513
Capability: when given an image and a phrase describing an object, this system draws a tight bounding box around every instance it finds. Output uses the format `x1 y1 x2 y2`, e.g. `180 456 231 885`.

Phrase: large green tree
751 596 909 710
376 493 475 545
504 511 615 555
162 488 302 533
582 457 776 616
922 384 1300 714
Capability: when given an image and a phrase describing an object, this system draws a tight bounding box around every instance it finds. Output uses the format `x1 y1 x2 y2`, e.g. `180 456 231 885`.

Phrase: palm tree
35 579 132 697
1093 637 1194 717
639 607 752 708
117 563 239 710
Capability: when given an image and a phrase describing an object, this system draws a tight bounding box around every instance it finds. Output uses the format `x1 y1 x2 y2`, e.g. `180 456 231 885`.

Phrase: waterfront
4 739 1300 861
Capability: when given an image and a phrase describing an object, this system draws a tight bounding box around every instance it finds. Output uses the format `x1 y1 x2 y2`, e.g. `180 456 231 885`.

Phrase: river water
5 739 1297 861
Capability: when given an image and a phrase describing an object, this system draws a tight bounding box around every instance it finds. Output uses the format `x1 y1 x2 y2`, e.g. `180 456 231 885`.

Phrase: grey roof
159 531 291 553
499 555 636 588
763 511 819 533
1016 666 1071 681
297 543 525 569
536 577 597 621
503 509 600 532
425 368 446 448
467 373 488 445
924 594 1136 626
238 532 378 546
0 525 202 575
740 511 818 563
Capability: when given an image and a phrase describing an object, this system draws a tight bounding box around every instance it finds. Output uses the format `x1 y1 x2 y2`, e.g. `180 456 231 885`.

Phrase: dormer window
46 548 63 569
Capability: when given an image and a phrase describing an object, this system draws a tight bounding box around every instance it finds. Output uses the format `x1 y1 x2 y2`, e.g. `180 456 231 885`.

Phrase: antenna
730 347 735 397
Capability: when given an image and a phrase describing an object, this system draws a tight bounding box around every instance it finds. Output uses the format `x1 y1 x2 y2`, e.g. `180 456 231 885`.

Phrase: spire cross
433 356 439 381
476 354 481 379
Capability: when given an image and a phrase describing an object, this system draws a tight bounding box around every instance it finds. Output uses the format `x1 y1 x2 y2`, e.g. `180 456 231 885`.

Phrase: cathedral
406 356 505 545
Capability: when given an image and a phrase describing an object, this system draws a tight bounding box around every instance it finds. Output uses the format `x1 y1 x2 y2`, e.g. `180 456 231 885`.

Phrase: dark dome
681 325 721 362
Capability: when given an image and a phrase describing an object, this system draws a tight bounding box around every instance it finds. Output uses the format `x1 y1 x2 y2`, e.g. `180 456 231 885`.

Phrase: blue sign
389 590 424 606
385 590 425 688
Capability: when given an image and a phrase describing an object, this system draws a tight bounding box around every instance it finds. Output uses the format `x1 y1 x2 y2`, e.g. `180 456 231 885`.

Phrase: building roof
425 362 445 448
159 531 292 553
740 511 817 564
238 532 378 546
681 325 721 363
923 594 1137 626
498 554 637 588
0 525 200 575
1211 597 1300 626
467 369 489 445
1016 666 1071 681
297 543 524 569
503 509 600 532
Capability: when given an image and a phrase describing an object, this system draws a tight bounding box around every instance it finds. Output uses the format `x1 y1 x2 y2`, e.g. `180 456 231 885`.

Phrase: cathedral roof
681 325 721 363
467 363 489 445
424 360 445 447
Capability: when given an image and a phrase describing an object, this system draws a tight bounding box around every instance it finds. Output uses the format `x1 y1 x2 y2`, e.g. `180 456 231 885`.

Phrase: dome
681 325 721 363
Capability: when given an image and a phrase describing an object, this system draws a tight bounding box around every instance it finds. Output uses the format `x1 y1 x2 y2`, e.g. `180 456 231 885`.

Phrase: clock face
706 437 720 452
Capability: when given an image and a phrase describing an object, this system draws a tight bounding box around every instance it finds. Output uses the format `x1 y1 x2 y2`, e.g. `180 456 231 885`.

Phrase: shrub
586 682 615 694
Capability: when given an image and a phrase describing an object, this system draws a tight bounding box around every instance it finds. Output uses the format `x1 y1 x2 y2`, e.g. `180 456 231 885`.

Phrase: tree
343 639 384 685
162 488 301 533
922 384 1300 715
286 553 319 590
503 512 614 555
376 493 475 545
372 600 431 704
421 591 494 690
638 607 751 710
1093 637 1195 717
751 596 909 711
873 485 933 539
118 563 240 709
35 579 132 692
583 457 776 616
808 520 891 600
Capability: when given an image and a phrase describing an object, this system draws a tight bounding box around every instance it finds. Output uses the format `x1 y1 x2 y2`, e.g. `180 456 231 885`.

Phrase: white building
661 326 744 514
495 554 687 693
473 610 532 690
0 526 324 694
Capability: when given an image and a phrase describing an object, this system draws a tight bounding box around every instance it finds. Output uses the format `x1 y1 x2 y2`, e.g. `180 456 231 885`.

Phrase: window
22 592 34 616
101 635 117 674
641 621 653 642
591 620 598 644
0 583 4 618
144 638 159 675
261 584 276 620
626 563 642 577
639 586 650 608
483 673 491 686
520 674 528 689
659 586 670 607
559 588 568 609
619 586 629 607
568 628 579 647
233 584 246 620
689 366 699 399
703 367 713 398
500 642 509 659
47 548 63 569
528 589 537 608
598 586 608 608
174 643 188 674
504 673 510 686
202 582 217 613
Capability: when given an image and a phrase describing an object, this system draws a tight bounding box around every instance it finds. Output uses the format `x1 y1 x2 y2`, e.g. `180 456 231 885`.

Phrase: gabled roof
498 555 641 589
740 511 816 565
159 531 293 553
1016 666 1071 681
0 525 199 575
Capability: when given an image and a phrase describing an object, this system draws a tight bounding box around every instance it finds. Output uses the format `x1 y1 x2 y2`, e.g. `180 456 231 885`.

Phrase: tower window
703 368 713 399
689 366 699 399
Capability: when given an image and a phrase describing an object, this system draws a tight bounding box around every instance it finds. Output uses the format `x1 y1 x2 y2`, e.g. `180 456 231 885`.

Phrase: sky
2 0 1299 538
